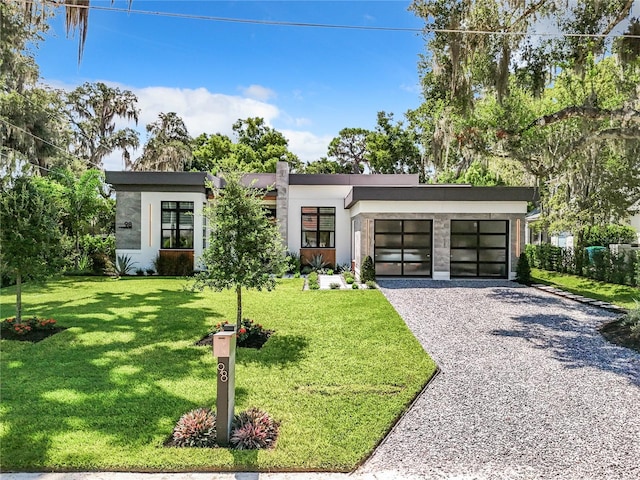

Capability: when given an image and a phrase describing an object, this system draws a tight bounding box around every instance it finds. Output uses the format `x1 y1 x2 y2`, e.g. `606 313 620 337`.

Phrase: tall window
161 201 194 249
301 207 335 248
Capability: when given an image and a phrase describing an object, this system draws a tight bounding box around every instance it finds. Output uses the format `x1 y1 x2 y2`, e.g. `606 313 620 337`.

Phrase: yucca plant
115 254 137 276
307 254 329 272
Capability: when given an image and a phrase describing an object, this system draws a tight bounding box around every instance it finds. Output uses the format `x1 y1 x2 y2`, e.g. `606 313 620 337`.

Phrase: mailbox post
213 324 236 447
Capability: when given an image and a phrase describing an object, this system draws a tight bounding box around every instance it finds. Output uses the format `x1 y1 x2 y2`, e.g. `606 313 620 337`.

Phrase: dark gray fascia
290 173 419 186
344 186 539 208
105 171 220 192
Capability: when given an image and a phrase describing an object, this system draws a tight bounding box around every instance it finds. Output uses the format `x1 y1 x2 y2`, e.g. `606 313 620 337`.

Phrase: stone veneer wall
276 161 289 245
352 212 525 278
115 191 141 250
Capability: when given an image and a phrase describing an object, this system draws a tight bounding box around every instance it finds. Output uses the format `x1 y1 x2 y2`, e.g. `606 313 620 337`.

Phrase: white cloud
38 79 328 170
401 82 421 94
104 85 281 170
135 86 280 139
281 130 333 163
294 117 312 127
239 84 276 101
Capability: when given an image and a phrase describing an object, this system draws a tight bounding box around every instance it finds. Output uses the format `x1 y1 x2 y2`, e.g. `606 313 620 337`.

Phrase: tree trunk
16 272 22 324
236 284 242 330
75 232 80 269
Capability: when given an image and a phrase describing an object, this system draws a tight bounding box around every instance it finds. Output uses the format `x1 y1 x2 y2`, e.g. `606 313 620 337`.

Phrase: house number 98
217 362 228 383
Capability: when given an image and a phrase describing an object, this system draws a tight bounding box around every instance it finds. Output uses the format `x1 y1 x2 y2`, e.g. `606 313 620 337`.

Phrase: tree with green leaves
232 117 302 172
409 0 640 232
191 118 301 174
130 112 192 171
0 176 64 323
366 111 424 178
302 157 352 174
56 168 108 267
192 173 287 329
327 127 371 174
191 133 234 173
0 2 72 176
65 82 140 169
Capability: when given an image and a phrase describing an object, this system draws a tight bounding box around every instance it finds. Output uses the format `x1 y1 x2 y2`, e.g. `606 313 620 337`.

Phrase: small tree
360 256 376 283
57 168 106 268
515 252 532 285
0 176 64 323
193 173 287 329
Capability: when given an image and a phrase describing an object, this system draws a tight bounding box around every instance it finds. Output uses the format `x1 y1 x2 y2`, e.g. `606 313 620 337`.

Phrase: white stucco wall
116 191 207 271
629 213 640 243
349 200 528 216
288 185 353 266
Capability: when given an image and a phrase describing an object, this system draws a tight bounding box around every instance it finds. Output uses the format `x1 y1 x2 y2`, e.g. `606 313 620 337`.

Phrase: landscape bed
0 277 436 472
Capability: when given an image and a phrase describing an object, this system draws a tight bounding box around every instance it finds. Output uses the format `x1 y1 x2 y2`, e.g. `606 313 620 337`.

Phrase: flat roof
344 185 538 208
105 171 219 193
289 173 419 186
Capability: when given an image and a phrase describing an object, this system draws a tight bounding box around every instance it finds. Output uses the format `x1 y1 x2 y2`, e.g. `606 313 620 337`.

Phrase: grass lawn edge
351 365 442 471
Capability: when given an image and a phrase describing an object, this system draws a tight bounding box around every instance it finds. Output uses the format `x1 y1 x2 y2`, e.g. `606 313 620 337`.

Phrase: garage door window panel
450 220 508 278
374 220 432 277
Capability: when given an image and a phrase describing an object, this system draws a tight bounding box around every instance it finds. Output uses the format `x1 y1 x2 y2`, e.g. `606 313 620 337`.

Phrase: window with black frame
161 201 194 249
301 207 335 248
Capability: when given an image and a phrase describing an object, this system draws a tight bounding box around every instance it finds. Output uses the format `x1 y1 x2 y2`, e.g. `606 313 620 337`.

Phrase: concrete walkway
0 473 415 480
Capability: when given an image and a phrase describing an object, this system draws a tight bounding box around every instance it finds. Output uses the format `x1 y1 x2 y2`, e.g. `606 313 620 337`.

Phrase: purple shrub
171 407 217 448
230 407 280 450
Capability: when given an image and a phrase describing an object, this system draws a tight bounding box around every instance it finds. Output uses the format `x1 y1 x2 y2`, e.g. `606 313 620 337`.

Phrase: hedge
525 244 640 287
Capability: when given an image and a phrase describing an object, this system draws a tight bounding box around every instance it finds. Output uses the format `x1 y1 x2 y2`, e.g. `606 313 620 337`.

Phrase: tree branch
514 105 640 134
602 0 635 37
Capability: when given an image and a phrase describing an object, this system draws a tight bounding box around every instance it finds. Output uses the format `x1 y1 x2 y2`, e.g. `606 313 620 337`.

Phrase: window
161 201 194 249
202 202 207 249
301 207 335 248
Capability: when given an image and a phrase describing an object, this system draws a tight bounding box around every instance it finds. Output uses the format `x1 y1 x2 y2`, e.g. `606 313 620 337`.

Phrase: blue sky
35 1 427 170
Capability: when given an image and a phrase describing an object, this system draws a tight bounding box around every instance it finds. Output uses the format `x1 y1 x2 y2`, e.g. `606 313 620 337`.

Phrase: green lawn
531 268 639 309
0 277 436 472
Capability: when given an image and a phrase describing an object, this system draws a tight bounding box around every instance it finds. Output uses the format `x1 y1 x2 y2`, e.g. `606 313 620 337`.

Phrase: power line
35 0 640 39
0 116 105 170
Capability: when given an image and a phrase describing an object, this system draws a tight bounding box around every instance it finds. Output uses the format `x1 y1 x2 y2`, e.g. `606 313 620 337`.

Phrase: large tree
232 117 302 172
1 2 71 176
192 118 301 174
0 176 64 323
302 157 353 174
130 112 192 171
366 111 424 179
327 127 371 174
65 82 140 169
409 0 640 232
192 173 287 329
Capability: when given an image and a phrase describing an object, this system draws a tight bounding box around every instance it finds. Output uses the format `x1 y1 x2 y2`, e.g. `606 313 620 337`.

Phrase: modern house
105 162 537 280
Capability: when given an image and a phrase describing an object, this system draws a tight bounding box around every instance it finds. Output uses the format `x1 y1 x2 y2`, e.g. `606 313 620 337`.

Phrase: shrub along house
105 162 536 280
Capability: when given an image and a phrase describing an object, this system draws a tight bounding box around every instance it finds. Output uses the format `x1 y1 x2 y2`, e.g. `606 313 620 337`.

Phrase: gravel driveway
360 280 640 480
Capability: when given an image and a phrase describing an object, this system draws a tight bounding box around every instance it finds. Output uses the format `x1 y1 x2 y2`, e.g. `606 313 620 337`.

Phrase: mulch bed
0 327 67 343
195 330 273 349
599 318 640 353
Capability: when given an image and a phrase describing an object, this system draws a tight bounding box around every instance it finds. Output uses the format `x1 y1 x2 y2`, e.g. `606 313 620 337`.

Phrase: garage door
374 220 432 276
450 220 508 278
